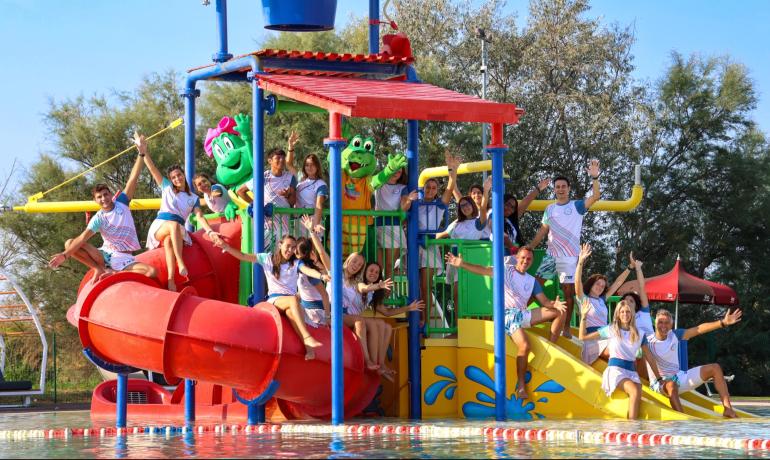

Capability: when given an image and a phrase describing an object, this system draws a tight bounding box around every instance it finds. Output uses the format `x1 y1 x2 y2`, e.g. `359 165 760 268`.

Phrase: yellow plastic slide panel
458 319 692 420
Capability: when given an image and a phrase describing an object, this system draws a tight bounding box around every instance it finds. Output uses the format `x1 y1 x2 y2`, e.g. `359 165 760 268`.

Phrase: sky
1 0 769 196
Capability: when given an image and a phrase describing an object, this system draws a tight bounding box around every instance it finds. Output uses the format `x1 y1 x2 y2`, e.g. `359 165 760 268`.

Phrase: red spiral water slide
69 218 379 419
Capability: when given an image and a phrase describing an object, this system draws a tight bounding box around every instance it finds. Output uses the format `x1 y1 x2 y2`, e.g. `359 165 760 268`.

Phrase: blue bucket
261 0 337 32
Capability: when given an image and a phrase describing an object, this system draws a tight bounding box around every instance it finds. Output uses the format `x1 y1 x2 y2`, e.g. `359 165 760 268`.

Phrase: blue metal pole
369 0 379 54
116 373 128 428
406 119 422 419
252 81 266 298
489 145 508 421
182 84 200 232
184 378 196 425
325 118 346 424
213 0 233 63
247 403 265 425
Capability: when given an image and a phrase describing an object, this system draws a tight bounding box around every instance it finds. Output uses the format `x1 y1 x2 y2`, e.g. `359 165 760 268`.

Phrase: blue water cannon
261 0 338 31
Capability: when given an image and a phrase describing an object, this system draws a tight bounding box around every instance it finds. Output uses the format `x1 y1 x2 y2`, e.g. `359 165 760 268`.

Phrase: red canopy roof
617 259 739 306
256 74 524 124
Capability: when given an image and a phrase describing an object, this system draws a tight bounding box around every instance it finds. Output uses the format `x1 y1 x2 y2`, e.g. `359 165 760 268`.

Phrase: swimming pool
0 408 767 458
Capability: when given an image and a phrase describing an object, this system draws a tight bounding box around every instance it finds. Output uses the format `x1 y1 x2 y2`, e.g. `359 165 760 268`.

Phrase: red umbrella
617 257 739 326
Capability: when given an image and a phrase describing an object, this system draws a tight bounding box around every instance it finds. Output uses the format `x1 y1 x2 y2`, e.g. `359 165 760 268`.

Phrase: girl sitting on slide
574 243 635 364
193 173 231 214
137 133 222 291
579 299 666 419
216 234 328 360
295 236 330 328
363 261 425 381
332 252 389 371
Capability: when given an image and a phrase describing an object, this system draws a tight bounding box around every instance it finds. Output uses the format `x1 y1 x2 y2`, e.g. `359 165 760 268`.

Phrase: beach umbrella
617 256 739 327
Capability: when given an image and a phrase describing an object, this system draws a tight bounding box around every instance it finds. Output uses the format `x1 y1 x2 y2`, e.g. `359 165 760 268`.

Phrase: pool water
0 408 768 458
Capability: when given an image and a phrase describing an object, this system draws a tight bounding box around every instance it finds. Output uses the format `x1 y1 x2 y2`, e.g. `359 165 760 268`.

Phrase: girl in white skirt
579 299 665 419
216 234 327 360
574 244 635 364
141 141 222 292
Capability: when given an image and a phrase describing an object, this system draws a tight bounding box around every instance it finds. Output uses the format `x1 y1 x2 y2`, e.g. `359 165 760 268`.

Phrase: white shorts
419 246 444 271
504 308 532 335
146 218 192 249
376 225 406 249
672 366 706 393
555 256 578 284
99 249 136 271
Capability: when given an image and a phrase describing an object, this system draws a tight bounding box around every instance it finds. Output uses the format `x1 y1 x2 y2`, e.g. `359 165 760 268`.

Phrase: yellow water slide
420 319 754 420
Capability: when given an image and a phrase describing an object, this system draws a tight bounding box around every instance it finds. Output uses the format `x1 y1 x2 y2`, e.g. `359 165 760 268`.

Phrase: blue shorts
504 309 532 335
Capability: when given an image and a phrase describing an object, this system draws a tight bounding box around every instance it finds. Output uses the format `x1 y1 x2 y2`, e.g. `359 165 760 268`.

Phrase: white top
375 183 407 211
599 325 646 361
418 199 445 233
246 170 297 207
504 266 542 312
255 253 302 296
486 209 517 244
86 192 140 253
296 178 328 209
635 308 654 337
203 184 230 213
446 218 485 240
582 296 608 329
332 281 366 316
542 200 587 257
646 329 686 376
158 178 200 222
298 272 323 302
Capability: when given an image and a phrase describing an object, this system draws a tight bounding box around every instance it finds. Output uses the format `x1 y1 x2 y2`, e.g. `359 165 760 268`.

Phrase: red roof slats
257 74 523 124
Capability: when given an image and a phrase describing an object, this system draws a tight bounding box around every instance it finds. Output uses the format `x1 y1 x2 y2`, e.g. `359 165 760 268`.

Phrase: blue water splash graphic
424 366 458 405
460 366 564 420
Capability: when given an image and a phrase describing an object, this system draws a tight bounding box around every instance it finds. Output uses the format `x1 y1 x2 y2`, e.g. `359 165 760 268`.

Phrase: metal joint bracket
212 52 233 63
83 348 139 374
264 95 277 116
180 88 201 99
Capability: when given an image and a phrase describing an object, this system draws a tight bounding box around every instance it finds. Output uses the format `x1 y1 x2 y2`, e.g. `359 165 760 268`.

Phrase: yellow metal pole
418 162 644 213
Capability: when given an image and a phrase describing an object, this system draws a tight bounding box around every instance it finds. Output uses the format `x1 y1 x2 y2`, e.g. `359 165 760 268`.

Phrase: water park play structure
10 0 756 426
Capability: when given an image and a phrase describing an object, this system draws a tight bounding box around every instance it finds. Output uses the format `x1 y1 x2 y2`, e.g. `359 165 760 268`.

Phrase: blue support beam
325 114 347 424
213 0 233 63
116 373 128 428
488 144 509 421
184 379 196 425
369 0 380 54
251 79 266 300
406 118 422 420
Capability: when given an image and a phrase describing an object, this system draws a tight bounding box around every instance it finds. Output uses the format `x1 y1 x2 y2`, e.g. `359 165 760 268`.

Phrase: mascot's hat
204 116 240 157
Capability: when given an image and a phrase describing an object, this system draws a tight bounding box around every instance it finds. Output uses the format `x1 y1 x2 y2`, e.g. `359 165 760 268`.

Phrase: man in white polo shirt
530 160 601 338
647 308 741 418
49 142 157 282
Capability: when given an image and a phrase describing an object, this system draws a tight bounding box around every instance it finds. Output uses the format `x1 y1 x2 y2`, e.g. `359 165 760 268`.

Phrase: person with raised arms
48 134 157 282
141 134 222 291
579 299 665 419
647 308 742 418
574 244 636 364
445 246 567 399
530 160 601 338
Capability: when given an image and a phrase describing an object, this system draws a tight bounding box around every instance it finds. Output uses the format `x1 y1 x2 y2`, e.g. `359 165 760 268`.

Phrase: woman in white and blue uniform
574 244 634 364
579 299 664 419
143 152 222 292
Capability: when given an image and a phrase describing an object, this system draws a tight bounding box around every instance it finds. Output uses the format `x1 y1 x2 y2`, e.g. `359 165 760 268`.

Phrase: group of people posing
49 131 741 417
